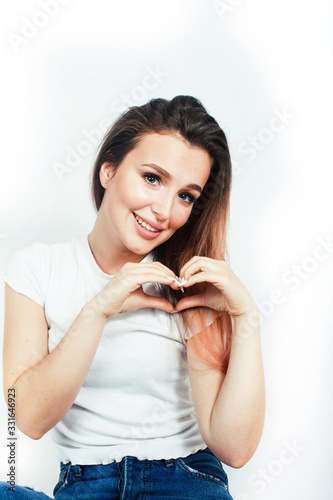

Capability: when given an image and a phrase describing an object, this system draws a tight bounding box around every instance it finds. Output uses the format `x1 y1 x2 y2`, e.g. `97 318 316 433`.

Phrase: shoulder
4 235 82 290
3 236 86 308
5 241 49 273
7 236 79 267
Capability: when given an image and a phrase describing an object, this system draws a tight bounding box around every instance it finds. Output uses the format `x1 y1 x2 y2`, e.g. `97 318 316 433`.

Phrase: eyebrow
141 163 203 194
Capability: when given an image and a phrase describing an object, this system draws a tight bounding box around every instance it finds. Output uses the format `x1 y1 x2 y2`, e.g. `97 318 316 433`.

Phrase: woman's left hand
174 256 258 319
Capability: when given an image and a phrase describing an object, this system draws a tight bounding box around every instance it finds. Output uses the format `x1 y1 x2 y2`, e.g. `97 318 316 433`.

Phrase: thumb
174 293 207 312
139 294 175 313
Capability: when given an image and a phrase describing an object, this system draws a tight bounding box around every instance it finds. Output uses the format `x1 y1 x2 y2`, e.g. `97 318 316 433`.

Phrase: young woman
1 95 265 499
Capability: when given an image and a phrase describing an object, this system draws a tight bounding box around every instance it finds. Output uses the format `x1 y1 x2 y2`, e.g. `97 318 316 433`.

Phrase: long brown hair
90 95 232 373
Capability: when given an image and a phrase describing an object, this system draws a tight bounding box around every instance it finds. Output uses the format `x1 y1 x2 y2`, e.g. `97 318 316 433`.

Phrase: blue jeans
0 446 233 499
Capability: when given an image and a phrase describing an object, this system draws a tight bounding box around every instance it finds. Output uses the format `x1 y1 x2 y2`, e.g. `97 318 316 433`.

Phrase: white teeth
135 214 159 232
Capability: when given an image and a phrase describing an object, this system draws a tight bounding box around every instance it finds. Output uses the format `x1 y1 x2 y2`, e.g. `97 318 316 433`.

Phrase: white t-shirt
3 234 211 465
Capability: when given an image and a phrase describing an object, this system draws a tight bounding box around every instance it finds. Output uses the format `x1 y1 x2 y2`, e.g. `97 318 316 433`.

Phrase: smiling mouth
133 213 162 233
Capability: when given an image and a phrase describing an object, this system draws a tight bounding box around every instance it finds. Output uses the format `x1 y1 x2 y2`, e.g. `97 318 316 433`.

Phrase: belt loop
73 464 82 477
164 459 174 467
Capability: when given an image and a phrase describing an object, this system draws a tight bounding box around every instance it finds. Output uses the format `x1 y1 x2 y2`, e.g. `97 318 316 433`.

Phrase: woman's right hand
89 261 179 318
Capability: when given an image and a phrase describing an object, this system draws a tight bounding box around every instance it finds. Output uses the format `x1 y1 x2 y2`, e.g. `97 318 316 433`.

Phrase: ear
99 162 115 187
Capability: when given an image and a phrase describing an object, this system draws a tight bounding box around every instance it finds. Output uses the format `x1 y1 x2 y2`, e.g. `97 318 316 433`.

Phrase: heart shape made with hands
168 268 230 315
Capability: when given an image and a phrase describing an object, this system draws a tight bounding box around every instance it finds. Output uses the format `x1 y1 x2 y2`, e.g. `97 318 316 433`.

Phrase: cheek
118 173 150 206
170 208 191 230
106 182 137 211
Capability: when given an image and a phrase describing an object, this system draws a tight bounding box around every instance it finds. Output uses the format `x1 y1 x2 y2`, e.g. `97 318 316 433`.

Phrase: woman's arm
187 310 264 468
3 284 107 439
207 310 264 467
175 257 265 468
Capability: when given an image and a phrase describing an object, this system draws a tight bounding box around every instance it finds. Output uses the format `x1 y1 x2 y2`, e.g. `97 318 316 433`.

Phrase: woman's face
99 132 212 256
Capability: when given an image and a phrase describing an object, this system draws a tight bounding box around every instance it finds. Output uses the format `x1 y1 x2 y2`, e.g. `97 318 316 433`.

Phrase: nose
151 191 174 221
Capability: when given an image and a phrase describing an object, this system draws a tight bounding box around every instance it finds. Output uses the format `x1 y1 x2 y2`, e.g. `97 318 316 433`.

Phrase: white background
0 1 332 498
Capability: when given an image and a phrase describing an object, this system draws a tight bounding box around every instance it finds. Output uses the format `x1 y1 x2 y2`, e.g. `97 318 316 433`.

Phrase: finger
129 271 180 287
139 295 175 313
134 262 193 290
179 257 217 280
138 261 178 279
124 264 178 283
178 256 201 278
168 280 182 290
174 293 207 312
182 271 222 288
117 272 183 297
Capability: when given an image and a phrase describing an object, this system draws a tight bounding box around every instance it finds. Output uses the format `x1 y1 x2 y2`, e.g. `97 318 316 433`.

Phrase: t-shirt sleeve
2 243 49 308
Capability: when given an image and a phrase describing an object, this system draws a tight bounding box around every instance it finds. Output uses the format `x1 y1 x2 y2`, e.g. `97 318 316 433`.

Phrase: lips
132 212 163 240
132 212 165 231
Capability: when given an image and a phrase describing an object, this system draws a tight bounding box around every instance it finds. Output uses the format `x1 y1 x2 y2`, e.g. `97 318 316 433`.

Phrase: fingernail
170 277 182 286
